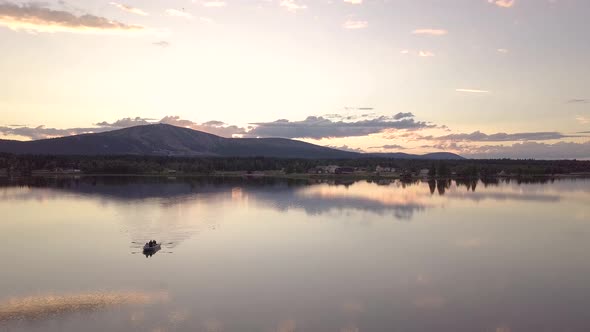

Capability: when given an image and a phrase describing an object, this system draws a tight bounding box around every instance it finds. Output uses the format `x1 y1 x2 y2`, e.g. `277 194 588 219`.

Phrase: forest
1 153 589 178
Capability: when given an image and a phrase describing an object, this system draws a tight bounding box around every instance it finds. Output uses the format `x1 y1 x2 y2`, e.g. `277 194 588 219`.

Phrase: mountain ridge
0 124 464 160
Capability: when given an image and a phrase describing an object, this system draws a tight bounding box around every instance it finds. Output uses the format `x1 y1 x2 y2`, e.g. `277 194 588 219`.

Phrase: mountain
0 124 359 159
0 124 464 159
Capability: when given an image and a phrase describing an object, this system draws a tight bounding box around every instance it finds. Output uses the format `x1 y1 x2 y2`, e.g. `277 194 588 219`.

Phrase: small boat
143 243 161 251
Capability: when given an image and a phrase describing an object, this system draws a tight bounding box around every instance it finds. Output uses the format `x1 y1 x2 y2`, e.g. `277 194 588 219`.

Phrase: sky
0 0 589 159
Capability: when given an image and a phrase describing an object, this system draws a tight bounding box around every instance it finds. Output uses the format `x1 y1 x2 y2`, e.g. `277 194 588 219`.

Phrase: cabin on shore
308 165 340 174
376 165 395 173
308 165 356 175
335 167 355 175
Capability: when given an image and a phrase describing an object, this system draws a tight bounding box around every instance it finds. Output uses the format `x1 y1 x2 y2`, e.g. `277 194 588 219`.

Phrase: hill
0 124 464 160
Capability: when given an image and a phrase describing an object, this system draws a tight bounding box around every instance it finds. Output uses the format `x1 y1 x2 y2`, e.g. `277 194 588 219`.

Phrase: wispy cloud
456 89 490 93
567 99 589 104
152 41 170 48
109 2 148 16
280 0 307 12
466 141 590 160
343 0 363 4
576 116 589 124
165 9 192 19
0 2 144 34
488 0 516 8
369 144 408 150
497 48 509 54
343 20 368 29
418 51 435 57
433 130 579 142
344 107 374 111
412 29 448 36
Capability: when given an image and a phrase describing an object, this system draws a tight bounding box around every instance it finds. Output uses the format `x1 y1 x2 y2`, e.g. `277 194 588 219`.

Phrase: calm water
0 176 589 332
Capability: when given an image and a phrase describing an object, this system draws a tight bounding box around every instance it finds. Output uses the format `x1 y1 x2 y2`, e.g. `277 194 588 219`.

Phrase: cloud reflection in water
0 291 169 322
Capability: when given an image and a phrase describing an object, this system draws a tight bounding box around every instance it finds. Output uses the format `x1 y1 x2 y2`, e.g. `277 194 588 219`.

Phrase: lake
0 176 589 332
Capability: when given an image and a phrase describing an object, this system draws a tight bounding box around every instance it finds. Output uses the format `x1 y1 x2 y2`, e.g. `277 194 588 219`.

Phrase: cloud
247 115 434 139
567 99 589 104
95 117 153 128
159 116 247 137
325 145 365 153
0 2 144 34
152 40 170 47
419 138 590 160
497 48 509 54
0 116 246 140
343 20 368 29
344 107 374 111
165 9 192 18
455 88 490 93
433 130 578 142
0 125 98 140
109 2 148 16
488 0 515 8
418 51 435 57
393 112 414 120
343 0 363 4
412 29 448 36
3 114 434 141
576 116 589 124
280 0 307 12
466 141 590 159
369 144 407 150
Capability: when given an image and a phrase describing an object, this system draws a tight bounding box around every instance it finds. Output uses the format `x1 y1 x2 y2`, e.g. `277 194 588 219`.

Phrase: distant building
376 165 395 173
335 167 355 174
308 167 323 174
308 165 339 174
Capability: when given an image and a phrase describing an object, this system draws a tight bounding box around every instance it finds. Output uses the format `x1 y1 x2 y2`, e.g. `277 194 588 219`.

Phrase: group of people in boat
145 240 158 248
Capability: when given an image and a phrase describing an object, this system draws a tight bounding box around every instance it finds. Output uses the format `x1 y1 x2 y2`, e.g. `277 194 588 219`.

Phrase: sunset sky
1 0 589 158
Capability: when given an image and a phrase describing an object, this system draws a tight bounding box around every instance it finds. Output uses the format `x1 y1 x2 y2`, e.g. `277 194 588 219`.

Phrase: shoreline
2 171 590 181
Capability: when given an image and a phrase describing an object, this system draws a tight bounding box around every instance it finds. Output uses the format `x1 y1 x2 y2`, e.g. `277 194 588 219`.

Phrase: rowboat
143 243 161 251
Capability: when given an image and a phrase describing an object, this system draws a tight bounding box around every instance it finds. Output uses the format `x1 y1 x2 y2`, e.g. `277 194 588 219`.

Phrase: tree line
1 153 589 177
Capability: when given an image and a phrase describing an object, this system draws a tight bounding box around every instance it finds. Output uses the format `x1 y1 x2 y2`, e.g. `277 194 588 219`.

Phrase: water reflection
142 246 161 258
0 291 169 322
0 176 583 221
0 176 589 331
